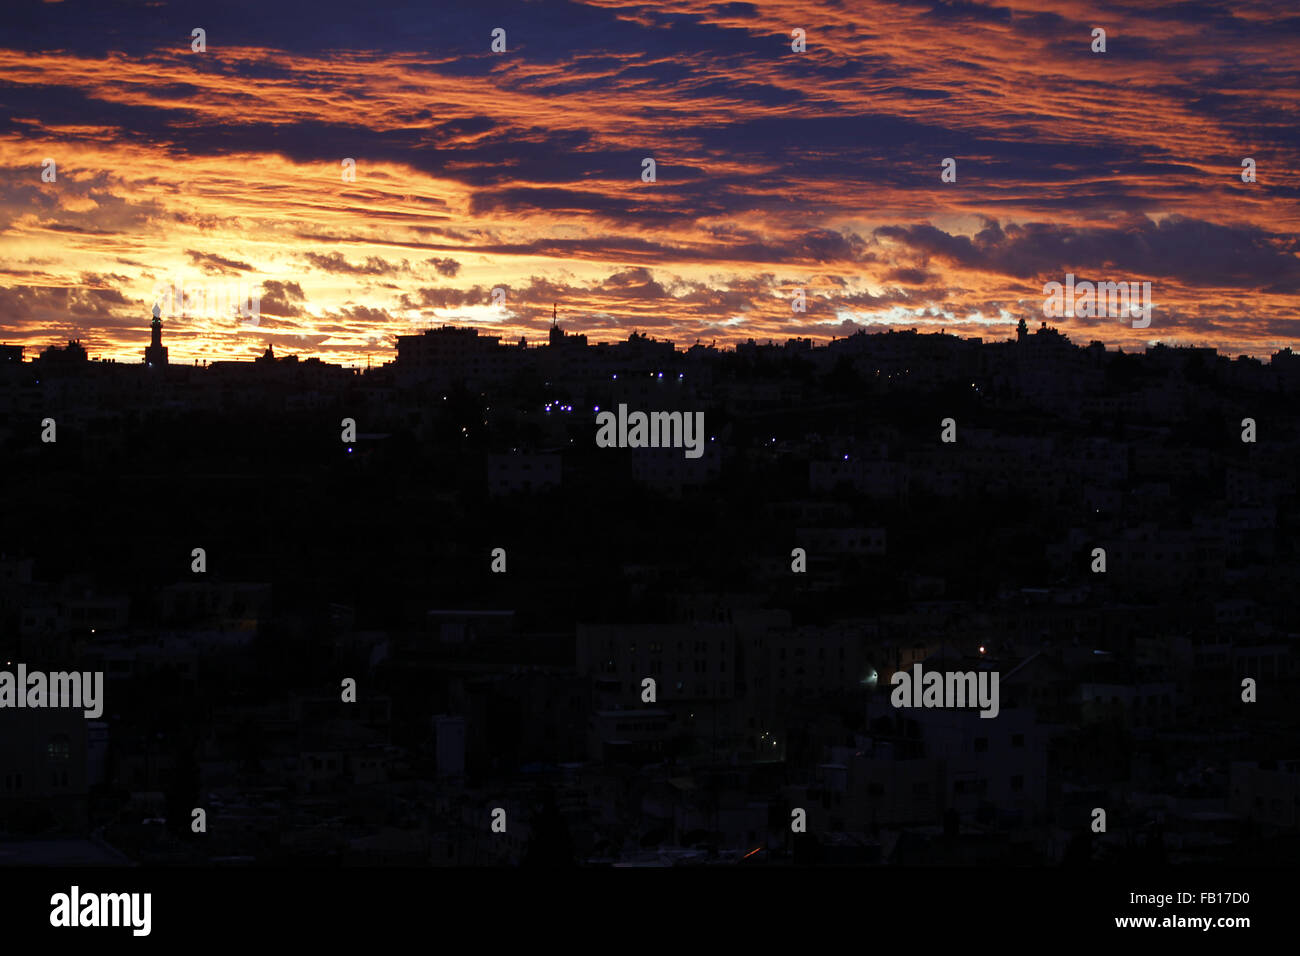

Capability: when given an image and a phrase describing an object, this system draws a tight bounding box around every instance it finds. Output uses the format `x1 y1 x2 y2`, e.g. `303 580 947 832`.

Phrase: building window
47 734 71 761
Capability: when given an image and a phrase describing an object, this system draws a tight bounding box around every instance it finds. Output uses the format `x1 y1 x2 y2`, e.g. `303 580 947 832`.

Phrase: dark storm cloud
186 250 254 274
259 279 307 317
876 216 1300 288
303 253 408 276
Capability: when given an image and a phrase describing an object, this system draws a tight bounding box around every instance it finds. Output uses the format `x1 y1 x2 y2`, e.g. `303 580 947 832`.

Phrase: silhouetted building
39 340 87 364
145 304 168 368
549 303 562 347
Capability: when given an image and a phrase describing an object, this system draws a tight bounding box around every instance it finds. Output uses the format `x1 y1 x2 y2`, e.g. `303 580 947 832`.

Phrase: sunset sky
2 0 1298 366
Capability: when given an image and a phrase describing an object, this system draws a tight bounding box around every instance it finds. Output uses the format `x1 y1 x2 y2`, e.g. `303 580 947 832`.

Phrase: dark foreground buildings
1 309 1298 865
